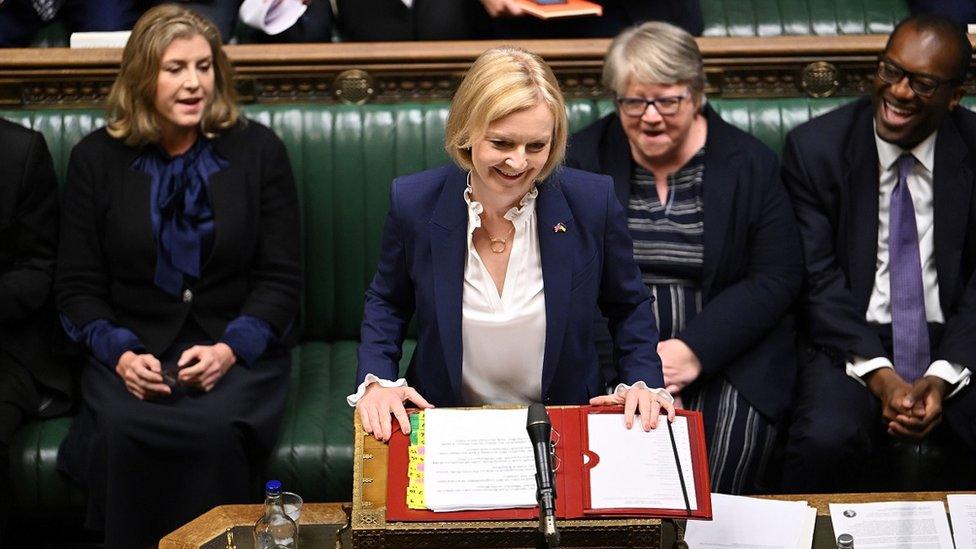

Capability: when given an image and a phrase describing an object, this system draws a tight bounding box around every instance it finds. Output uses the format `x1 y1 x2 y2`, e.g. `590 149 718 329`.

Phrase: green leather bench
701 0 909 37
6 97 857 517
14 94 976 517
28 0 910 45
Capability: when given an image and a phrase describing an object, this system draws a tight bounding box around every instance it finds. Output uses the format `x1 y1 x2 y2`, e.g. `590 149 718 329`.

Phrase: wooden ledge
0 35 957 107
0 35 890 68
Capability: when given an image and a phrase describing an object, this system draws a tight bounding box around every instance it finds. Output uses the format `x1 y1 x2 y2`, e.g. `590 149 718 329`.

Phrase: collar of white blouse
462 177 541 306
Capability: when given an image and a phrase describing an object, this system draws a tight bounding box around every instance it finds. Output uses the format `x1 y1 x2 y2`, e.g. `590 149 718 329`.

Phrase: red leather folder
386 406 712 522
514 0 603 19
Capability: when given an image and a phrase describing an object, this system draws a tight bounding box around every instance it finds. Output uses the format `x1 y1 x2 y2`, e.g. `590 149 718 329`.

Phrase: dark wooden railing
1 35 953 107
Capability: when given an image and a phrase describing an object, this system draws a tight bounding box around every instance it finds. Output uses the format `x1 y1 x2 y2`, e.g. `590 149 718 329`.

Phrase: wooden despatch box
350 409 663 549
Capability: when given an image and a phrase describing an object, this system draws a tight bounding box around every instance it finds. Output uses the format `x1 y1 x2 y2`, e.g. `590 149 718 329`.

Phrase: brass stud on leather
335 69 375 105
801 61 840 98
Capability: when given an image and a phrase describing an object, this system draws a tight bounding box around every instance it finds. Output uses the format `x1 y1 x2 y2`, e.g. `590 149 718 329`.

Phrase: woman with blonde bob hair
55 5 301 547
566 21 803 494
444 46 568 181
352 45 674 442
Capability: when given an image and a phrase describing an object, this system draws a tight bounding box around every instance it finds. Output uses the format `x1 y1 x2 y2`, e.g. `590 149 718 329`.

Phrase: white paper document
586 414 696 510
422 408 536 512
69 31 131 48
829 501 953 549
238 0 308 35
947 494 976 549
685 494 816 549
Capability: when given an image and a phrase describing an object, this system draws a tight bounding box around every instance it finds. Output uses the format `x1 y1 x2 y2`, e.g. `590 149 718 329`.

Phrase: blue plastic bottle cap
265 480 283 494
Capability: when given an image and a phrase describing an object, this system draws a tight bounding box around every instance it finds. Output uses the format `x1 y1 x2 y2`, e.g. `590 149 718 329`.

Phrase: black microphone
526 403 559 548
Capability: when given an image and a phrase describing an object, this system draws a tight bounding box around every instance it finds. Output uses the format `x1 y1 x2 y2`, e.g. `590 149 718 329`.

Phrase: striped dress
628 151 776 494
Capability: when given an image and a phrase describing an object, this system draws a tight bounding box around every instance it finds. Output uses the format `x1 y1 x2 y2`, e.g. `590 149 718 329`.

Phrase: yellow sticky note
406 482 425 509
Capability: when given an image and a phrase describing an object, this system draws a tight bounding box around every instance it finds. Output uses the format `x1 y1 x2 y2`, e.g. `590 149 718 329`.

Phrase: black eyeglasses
876 58 957 97
615 92 689 117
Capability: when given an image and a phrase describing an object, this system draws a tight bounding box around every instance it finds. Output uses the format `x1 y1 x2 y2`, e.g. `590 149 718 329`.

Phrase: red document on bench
385 406 712 522
514 0 603 19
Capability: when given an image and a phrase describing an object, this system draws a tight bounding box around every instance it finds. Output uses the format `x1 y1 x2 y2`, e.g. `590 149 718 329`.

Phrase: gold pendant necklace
485 225 515 253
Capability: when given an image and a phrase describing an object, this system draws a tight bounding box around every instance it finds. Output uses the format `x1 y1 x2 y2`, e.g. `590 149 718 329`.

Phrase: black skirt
57 337 290 549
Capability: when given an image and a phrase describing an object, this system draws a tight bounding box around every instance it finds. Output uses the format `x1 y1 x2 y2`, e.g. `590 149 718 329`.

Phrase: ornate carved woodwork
2 35 971 107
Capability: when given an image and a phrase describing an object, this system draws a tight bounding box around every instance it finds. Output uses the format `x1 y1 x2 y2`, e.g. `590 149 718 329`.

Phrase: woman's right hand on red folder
357 384 434 442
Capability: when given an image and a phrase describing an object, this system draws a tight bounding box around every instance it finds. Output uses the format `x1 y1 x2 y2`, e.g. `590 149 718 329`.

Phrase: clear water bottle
254 480 298 548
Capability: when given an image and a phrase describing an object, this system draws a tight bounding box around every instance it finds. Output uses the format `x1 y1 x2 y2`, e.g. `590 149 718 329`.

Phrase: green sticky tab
409 413 420 445
417 412 425 445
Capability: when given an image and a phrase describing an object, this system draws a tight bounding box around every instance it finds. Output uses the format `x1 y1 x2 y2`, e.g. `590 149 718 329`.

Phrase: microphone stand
527 403 560 548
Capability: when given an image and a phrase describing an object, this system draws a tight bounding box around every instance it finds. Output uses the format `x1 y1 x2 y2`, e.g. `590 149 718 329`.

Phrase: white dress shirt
348 177 674 407
846 128 971 396
460 184 546 404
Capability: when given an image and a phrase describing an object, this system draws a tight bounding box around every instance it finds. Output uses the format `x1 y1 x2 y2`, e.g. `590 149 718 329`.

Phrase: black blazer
335 0 491 40
55 121 302 357
566 106 803 420
0 118 71 415
782 97 976 369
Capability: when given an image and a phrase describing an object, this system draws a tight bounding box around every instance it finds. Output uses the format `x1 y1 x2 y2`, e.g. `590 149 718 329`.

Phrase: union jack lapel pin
553 222 567 233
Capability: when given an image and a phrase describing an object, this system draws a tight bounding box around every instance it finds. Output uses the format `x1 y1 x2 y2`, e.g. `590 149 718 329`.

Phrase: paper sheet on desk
685 494 815 548
422 408 536 512
829 501 953 549
947 494 976 549
587 414 696 509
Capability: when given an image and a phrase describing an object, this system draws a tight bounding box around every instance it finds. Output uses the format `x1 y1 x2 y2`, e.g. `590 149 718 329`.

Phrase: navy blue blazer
782 97 976 370
357 164 664 407
565 106 803 420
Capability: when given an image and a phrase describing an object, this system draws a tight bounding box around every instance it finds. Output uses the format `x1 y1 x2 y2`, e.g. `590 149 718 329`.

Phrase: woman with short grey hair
601 21 705 103
566 21 803 495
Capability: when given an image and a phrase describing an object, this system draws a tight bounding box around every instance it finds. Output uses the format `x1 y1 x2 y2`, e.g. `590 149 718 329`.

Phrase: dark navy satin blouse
61 138 274 367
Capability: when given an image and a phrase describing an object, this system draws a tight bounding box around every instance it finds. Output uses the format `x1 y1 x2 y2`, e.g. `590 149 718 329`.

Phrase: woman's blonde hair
445 46 567 182
603 21 706 104
106 4 238 146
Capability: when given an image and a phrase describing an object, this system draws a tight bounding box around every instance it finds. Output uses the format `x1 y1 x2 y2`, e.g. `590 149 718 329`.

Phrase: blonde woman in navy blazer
351 46 674 441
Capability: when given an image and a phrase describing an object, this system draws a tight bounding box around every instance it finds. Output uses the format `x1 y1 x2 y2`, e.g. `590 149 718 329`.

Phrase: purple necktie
889 154 930 382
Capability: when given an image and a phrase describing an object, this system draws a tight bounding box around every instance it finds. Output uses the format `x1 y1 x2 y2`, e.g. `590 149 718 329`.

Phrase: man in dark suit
335 0 492 40
910 0 976 27
781 14 976 491
0 0 243 47
0 0 149 47
0 119 71 536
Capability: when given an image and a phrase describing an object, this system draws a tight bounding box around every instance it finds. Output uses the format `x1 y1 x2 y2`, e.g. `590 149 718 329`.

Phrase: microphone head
527 403 550 428
526 403 552 444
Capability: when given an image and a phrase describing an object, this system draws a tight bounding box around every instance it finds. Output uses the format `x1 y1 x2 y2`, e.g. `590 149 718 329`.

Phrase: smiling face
153 33 215 146
618 80 701 170
469 101 554 205
872 22 964 149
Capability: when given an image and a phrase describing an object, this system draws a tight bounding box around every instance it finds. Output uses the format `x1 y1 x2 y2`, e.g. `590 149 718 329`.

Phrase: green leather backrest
8 95 976 342
243 99 860 341
701 0 909 36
